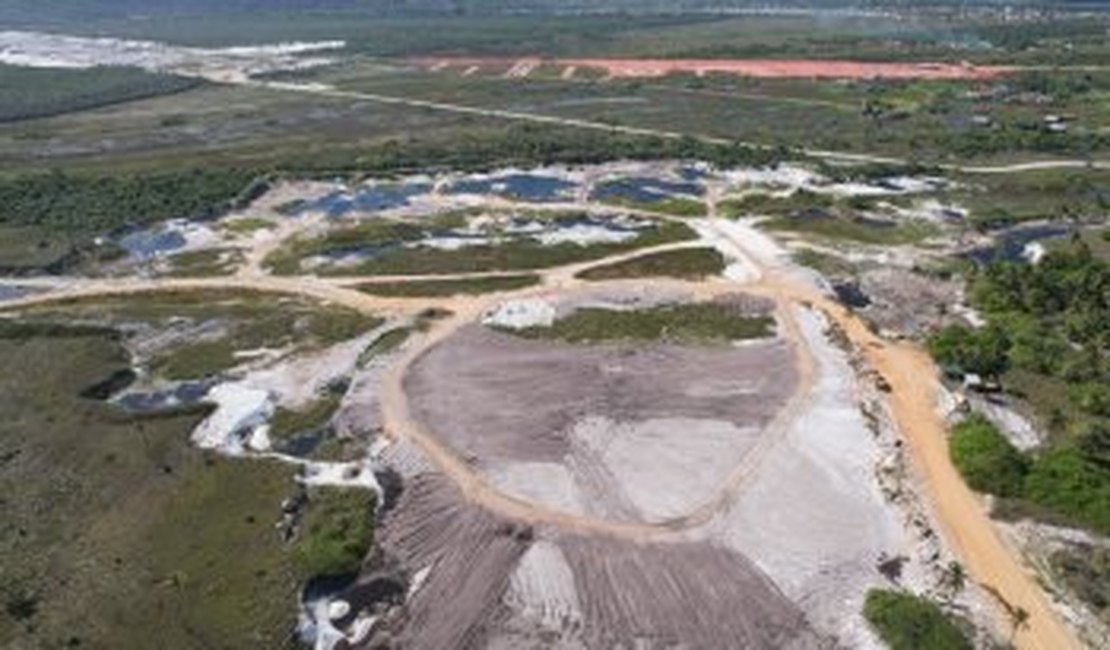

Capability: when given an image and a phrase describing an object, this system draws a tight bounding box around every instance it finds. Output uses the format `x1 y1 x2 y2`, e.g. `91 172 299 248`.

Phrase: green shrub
950 415 1029 498
1024 446 1110 535
577 247 725 280
863 589 972 650
508 303 773 345
294 488 376 578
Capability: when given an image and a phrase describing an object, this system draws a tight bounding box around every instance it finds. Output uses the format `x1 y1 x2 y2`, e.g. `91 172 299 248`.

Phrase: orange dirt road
809 295 1080 650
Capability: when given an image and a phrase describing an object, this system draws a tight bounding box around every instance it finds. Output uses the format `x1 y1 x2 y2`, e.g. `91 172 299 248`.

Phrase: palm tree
941 561 966 601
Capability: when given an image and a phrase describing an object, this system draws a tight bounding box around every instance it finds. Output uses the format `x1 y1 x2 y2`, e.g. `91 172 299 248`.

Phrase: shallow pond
294 183 431 218
116 380 212 413
118 228 187 258
448 173 578 202
963 224 1072 265
591 176 705 204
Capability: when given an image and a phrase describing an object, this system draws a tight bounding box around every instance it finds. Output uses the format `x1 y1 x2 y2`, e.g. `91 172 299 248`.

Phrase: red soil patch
411 56 1014 81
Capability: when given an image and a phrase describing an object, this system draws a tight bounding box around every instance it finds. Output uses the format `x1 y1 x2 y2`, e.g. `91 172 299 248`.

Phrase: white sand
504 541 583 631
192 383 273 453
567 416 761 522
489 462 585 514
482 298 556 330
706 307 917 648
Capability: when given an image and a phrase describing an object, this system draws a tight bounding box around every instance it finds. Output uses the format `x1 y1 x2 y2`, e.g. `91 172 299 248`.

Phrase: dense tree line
0 65 201 124
336 124 782 175
932 241 1110 533
0 124 777 236
0 169 265 233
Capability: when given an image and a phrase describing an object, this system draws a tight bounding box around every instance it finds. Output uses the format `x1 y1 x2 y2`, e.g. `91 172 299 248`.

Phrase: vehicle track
0 195 1081 649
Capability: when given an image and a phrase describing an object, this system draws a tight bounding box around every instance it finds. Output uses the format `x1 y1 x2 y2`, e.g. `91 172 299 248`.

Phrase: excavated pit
403 304 797 523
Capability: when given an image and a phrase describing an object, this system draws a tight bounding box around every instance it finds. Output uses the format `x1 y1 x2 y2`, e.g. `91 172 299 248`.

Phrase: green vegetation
0 326 302 648
355 274 540 297
268 216 696 276
598 193 707 218
949 415 1029 498
951 169 1110 228
0 169 265 233
791 248 856 277
294 487 376 578
577 247 725 280
0 64 200 123
933 240 1110 534
0 225 79 271
721 190 835 218
760 215 935 246
163 248 243 278
20 289 381 381
269 393 343 443
1050 545 1110 625
358 328 412 367
221 217 276 235
863 589 972 650
508 302 773 345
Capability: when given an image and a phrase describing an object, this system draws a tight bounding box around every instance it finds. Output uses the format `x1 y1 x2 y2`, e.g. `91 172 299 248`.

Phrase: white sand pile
489 462 585 514
192 383 273 453
532 224 637 246
706 307 918 647
568 416 761 521
504 541 583 631
243 328 383 408
482 298 556 330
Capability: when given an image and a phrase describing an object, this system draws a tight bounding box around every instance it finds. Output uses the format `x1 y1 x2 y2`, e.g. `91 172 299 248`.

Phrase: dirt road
245 78 1108 175
0 196 1082 649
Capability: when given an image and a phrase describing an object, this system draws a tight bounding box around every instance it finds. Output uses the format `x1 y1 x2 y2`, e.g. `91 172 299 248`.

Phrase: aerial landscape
0 1 1108 649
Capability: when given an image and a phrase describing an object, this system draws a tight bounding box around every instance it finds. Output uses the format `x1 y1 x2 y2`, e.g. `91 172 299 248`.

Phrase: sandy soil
0 162 1082 650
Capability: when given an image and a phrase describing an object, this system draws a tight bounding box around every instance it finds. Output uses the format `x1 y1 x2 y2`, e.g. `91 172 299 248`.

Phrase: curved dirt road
0 199 1082 649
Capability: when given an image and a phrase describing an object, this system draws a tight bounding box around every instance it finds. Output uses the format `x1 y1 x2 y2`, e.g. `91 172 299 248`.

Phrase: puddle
0 285 30 302
293 183 430 218
116 380 213 413
591 176 705 203
281 430 325 457
447 173 577 202
832 282 871 308
118 228 187 258
963 224 1072 265
303 213 655 271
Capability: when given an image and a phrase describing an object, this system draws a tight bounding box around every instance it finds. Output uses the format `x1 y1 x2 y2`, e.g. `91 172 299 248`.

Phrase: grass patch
791 248 857 277
0 64 201 123
948 414 1110 535
950 414 1030 498
269 393 343 443
863 589 973 650
0 329 303 648
294 487 376 578
759 215 936 246
267 217 696 276
577 247 725 280
357 328 411 367
599 194 708 217
164 248 242 278
507 302 773 345
0 225 77 271
18 289 381 381
221 217 276 235
355 274 540 297
1050 545 1110 624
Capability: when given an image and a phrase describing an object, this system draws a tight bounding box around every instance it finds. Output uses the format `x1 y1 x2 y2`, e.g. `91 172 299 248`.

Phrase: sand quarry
364 283 940 649
2 161 1077 650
